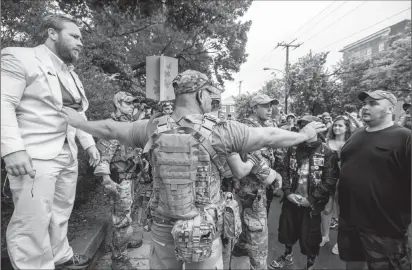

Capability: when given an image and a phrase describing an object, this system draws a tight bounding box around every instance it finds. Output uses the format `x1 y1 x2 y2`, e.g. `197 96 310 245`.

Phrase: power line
292 1 348 42
238 2 339 75
286 1 337 43
301 1 368 45
319 7 411 51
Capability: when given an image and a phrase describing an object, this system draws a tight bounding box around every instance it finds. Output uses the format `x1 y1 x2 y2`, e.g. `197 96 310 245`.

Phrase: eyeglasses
195 80 221 111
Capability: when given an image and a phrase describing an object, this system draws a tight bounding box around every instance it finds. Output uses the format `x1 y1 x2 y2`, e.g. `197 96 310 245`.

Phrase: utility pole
238 80 243 96
276 39 302 114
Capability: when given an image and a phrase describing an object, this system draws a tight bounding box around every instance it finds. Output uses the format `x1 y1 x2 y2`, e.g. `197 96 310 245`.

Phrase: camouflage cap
358 90 397 106
249 94 279 108
172 70 222 95
113 91 139 104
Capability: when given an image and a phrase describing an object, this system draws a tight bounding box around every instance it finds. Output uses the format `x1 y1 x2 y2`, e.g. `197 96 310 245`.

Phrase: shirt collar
42 44 74 73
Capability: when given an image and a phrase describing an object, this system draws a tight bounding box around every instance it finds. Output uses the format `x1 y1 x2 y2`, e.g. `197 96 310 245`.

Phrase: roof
222 95 236 105
339 19 410 53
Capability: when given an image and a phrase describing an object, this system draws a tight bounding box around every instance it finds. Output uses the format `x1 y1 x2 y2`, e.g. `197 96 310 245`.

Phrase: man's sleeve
281 148 293 196
307 150 340 205
212 121 254 155
76 112 96 150
1 49 27 157
128 119 150 149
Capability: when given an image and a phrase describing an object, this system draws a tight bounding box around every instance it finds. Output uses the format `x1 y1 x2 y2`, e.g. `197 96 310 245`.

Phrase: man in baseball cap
336 90 411 270
172 70 222 113
357 90 397 128
112 91 139 120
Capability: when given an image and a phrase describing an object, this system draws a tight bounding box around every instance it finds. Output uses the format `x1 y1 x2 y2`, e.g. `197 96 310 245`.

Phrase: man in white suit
1 14 100 269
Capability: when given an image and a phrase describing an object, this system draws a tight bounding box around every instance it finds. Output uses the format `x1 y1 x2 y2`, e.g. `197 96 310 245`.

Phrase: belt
152 216 176 226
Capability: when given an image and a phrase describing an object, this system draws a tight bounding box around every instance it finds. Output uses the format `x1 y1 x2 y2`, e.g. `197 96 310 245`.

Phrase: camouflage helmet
172 70 221 95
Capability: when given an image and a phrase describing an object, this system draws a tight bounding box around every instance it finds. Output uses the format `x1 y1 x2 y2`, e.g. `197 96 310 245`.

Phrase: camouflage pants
233 197 268 270
338 217 411 270
133 182 153 227
111 179 134 259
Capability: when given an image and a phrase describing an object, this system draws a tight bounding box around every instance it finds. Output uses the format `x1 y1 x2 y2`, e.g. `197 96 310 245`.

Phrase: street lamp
263 67 288 113
263 67 285 74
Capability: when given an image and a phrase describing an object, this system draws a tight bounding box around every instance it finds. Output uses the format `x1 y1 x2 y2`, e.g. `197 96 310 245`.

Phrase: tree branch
160 38 174 55
109 23 158 38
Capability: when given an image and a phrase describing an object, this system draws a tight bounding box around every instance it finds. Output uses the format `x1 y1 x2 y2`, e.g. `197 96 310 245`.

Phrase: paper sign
146 56 178 101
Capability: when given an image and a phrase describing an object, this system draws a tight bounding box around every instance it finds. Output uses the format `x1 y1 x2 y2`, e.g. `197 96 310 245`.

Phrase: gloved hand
102 175 119 198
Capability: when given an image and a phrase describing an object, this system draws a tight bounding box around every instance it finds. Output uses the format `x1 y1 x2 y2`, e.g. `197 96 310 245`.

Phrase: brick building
220 95 236 118
339 19 410 61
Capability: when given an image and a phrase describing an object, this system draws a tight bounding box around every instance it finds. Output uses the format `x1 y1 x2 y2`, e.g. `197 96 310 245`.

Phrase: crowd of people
1 14 411 270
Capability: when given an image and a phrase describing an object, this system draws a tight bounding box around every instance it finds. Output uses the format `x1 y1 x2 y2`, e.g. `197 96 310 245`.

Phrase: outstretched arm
242 122 326 153
61 107 142 147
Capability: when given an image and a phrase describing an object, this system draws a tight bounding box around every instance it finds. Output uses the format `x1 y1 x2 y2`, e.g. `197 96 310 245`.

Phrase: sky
221 0 412 99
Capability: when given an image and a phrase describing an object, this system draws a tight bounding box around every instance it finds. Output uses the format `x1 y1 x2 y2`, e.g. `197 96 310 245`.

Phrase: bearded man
1 14 100 269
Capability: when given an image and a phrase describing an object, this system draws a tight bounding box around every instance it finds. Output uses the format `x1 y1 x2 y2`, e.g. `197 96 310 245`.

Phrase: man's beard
55 38 77 64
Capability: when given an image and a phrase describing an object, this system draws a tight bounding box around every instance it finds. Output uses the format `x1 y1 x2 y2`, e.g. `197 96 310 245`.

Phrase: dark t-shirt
339 125 411 237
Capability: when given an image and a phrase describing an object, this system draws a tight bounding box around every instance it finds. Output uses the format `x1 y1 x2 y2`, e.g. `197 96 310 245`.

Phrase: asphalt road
231 196 346 270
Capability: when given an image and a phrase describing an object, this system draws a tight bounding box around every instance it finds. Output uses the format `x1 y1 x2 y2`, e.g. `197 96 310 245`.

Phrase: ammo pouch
171 210 217 263
222 192 242 240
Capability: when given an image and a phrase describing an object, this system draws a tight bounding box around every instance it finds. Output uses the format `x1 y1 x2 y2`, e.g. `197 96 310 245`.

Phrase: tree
287 51 330 116
1 0 253 120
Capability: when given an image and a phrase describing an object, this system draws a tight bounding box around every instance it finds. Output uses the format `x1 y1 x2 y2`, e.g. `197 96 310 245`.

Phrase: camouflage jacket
241 115 276 168
235 115 277 205
281 142 340 214
94 114 144 182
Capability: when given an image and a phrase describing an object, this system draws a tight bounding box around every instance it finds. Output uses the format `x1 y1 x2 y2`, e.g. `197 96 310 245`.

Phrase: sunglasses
121 100 134 106
162 102 173 107
196 81 222 111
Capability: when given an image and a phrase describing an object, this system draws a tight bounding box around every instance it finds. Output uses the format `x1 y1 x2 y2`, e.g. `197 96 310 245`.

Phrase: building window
230 106 235 112
379 42 385 52
221 106 226 112
366 47 372 56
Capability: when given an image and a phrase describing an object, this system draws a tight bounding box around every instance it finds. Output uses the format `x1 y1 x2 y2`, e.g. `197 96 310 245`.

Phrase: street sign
146 55 178 101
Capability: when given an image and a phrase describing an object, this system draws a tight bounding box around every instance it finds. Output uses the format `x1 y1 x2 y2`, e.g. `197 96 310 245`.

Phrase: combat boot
127 239 143 249
111 255 137 270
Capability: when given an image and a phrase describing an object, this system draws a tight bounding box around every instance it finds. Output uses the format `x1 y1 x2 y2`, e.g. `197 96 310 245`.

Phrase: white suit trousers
6 144 78 269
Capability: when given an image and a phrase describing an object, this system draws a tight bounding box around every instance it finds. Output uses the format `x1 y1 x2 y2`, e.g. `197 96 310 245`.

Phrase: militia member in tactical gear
93 92 144 270
229 94 282 269
62 70 327 270
160 101 174 115
241 94 281 216
269 115 339 270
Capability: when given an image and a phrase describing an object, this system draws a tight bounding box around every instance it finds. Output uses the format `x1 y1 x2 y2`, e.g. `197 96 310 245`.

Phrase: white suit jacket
1 45 95 160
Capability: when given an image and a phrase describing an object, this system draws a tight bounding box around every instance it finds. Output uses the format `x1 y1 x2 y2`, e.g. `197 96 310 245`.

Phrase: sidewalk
92 222 151 270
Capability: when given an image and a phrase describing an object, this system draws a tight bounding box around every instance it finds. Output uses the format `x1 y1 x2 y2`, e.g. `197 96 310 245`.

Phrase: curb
69 217 109 270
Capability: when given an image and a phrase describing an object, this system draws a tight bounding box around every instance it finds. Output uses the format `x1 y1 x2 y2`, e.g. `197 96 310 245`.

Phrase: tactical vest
147 114 227 263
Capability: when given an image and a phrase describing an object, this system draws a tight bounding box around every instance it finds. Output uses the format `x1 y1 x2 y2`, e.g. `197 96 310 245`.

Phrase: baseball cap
297 115 321 126
172 70 222 95
249 94 279 108
403 102 411 112
358 90 397 105
286 113 296 119
113 91 138 104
